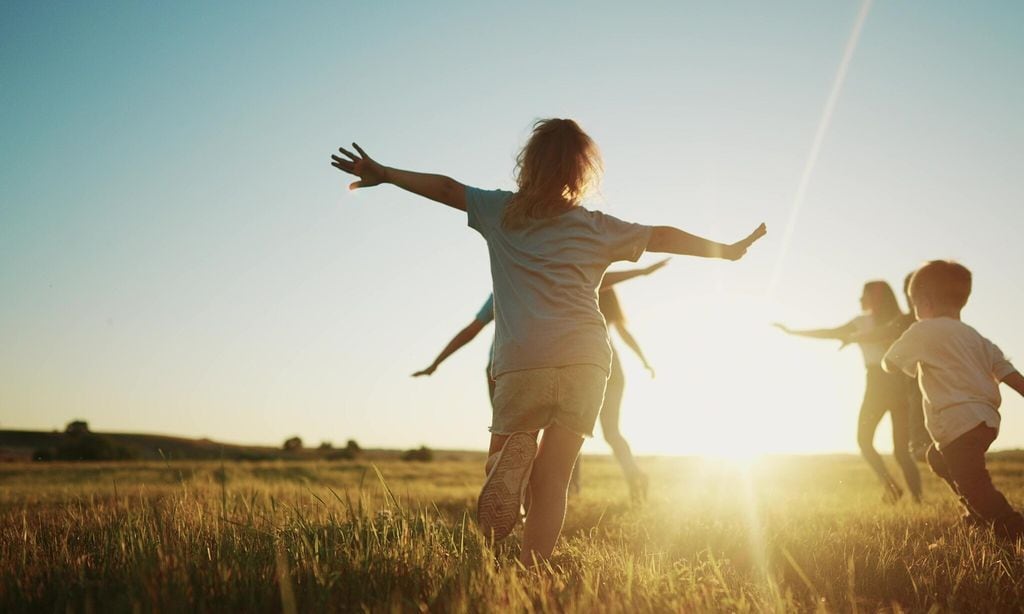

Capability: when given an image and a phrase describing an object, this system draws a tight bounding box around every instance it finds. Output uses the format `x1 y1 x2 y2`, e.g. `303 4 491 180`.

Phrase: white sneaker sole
477 432 536 541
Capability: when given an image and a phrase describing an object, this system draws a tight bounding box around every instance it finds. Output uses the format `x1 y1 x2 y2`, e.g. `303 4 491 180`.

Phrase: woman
593 286 655 501
776 281 922 502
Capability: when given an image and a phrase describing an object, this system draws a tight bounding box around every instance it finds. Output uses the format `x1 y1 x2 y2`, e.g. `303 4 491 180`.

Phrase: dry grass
1 454 1023 612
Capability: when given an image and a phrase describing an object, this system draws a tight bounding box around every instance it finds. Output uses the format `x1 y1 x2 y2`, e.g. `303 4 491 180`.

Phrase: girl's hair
502 118 603 229
863 281 901 325
599 288 625 325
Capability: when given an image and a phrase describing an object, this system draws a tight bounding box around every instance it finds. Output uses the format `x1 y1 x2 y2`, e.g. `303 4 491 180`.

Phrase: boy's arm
1001 371 1024 398
646 224 766 260
332 143 467 211
881 330 919 376
412 319 487 377
601 258 669 289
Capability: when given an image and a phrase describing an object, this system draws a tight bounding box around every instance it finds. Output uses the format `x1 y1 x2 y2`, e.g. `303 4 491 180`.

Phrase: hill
0 428 479 463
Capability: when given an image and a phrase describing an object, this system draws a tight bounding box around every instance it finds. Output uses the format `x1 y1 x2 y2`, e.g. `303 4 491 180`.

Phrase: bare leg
858 369 900 499
520 424 584 566
600 367 642 479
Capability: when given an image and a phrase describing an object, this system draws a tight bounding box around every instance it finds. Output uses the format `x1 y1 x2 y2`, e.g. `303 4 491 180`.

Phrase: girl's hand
724 223 767 261
412 365 436 377
331 143 388 190
644 363 656 379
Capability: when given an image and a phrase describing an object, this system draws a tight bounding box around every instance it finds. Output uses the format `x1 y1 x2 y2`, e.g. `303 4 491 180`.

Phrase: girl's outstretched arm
613 322 655 378
412 319 488 377
331 143 467 211
646 224 766 260
601 258 669 289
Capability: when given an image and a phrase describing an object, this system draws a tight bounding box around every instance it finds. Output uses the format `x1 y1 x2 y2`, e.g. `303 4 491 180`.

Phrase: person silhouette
776 280 922 502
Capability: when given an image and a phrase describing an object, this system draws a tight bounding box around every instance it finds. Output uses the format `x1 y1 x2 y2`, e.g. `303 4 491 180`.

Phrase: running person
776 281 922 502
332 118 766 564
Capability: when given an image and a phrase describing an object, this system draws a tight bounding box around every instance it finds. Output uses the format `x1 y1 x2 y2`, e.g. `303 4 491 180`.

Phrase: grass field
2 454 1023 612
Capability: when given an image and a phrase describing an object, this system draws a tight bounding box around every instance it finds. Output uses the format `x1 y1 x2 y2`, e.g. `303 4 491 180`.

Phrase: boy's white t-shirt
466 187 651 377
882 317 1016 448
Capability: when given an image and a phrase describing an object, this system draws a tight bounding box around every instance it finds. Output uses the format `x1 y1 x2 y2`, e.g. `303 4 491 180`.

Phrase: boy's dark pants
926 424 1024 539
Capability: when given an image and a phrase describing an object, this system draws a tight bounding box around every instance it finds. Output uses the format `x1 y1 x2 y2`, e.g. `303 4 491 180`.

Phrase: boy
883 260 1024 540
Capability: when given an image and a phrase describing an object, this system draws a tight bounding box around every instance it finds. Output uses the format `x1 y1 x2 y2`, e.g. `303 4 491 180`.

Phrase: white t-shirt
850 314 889 367
882 317 1017 448
466 187 652 377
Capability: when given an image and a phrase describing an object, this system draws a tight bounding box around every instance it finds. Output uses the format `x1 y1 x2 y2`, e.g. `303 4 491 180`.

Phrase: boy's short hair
909 260 972 311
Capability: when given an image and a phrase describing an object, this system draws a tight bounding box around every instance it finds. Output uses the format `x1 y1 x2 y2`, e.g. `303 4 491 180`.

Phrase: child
776 281 922 502
412 261 667 500
331 118 766 565
883 260 1024 540
411 259 668 404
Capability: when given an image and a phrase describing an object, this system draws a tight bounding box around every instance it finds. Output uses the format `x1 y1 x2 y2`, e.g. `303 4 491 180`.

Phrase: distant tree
65 420 90 435
319 441 333 450
402 446 434 462
328 440 361 461
56 434 136 461
329 448 357 461
283 436 303 451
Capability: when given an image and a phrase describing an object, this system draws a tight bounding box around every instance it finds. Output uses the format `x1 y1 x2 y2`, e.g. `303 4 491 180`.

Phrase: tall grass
1 455 1022 612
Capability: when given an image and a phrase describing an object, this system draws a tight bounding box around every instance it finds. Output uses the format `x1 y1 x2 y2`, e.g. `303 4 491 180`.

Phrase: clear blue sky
2 1 1023 455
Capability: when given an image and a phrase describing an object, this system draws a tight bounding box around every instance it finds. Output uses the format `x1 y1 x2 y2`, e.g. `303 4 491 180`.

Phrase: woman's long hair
863 281 901 326
502 118 603 230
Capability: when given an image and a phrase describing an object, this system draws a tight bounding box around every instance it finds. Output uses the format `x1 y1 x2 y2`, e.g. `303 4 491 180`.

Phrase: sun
602 290 864 459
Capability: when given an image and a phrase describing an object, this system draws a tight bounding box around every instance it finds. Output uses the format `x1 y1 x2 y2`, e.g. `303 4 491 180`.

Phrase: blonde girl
332 119 765 565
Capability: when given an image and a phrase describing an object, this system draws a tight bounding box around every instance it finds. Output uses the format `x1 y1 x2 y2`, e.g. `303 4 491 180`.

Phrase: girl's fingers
331 154 354 167
742 224 767 246
331 162 357 176
352 143 369 159
338 146 360 161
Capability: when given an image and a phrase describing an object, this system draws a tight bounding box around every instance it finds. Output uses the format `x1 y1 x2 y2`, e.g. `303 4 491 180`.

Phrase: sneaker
477 432 537 541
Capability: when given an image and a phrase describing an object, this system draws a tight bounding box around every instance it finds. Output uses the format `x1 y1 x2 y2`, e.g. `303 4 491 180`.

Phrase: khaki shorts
491 365 608 437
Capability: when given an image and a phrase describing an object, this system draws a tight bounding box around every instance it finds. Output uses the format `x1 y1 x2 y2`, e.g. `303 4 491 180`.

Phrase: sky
2 1 1023 456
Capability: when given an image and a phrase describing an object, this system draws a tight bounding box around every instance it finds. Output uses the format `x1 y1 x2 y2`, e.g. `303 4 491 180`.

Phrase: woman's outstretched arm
331 143 467 211
601 258 669 290
613 322 655 378
646 224 766 260
774 322 857 341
